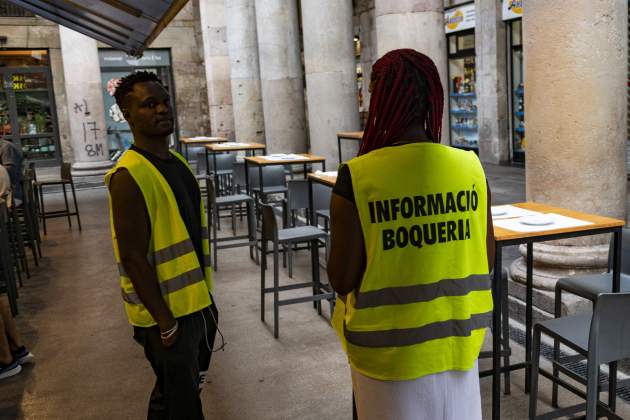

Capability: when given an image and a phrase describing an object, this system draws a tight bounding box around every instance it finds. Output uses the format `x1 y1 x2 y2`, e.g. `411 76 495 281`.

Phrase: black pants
134 304 219 420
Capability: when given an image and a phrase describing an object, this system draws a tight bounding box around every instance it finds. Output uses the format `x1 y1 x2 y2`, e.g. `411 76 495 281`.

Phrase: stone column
199 0 235 139
254 0 307 153
509 0 627 320
475 0 509 164
225 0 265 144
374 0 450 145
301 0 360 168
58 27 113 176
356 0 376 115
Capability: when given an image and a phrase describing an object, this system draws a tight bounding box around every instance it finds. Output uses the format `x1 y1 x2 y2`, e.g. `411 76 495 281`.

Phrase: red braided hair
358 49 444 156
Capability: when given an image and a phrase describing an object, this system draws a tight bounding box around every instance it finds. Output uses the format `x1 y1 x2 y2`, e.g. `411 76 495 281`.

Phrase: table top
205 142 266 152
337 131 363 140
244 153 326 166
180 136 228 144
493 202 625 242
308 173 337 187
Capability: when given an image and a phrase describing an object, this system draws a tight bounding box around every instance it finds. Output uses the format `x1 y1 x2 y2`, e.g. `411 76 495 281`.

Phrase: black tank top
130 146 203 267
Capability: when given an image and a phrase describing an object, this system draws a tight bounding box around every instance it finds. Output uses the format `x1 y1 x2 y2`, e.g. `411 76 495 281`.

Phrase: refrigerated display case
447 30 478 151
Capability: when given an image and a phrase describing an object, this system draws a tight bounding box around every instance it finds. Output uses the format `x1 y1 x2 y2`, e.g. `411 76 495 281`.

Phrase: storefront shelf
450 93 476 98
451 110 477 116
452 124 479 131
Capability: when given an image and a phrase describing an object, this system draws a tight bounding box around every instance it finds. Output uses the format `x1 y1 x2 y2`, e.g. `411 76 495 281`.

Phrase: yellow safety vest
332 143 493 381
104 149 213 327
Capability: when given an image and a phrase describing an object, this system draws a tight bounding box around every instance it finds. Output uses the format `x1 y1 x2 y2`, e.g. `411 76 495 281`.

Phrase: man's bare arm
110 169 176 334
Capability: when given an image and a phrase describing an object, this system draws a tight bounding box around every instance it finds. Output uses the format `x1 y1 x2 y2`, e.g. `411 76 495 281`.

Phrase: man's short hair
114 71 164 109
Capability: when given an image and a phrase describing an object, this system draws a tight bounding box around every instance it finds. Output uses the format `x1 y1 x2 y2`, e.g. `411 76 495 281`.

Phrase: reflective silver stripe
355 275 490 309
121 289 142 305
118 263 128 278
344 311 492 348
120 267 206 306
201 228 209 240
153 239 195 265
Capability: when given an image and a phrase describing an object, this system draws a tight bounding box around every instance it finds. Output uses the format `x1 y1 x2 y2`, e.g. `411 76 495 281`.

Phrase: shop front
98 49 177 159
503 0 525 164
0 49 61 166
445 2 478 152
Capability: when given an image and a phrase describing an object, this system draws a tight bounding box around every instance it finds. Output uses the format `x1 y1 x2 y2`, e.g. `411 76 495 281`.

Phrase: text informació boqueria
367 187 480 251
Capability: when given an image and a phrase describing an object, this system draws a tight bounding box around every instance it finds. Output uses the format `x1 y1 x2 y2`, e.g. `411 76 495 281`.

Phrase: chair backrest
248 165 286 188
260 202 278 242
61 162 72 181
214 153 236 172
313 183 332 212
232 161 245 187
607 228 630 275
286 180 309 211
589 292 630 364
195 152 207 175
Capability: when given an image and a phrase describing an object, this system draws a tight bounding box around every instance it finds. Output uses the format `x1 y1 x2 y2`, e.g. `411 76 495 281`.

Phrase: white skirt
351 361 482 420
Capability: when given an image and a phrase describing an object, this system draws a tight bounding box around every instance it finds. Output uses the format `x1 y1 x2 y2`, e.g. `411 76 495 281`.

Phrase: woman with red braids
328 49 495 420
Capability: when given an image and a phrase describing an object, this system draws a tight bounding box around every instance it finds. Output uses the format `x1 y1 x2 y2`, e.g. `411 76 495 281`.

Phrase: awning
7 0 190 57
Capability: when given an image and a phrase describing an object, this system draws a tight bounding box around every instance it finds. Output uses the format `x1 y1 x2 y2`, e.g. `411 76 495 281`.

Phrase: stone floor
0 163 629 419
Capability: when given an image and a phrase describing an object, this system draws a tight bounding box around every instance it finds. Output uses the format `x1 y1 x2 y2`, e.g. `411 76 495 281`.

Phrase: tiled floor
0 163 628 419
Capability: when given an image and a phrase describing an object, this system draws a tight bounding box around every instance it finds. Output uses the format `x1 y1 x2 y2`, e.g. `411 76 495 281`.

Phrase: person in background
327 49 495 420
0 135 23 204
0 293 34 381
105 71 219 419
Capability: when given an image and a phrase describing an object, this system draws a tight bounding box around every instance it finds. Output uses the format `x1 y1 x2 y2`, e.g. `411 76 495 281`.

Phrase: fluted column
509 0 627 318
225 0 265 143
374 0 450 145
199 0 236 139
58 27 113 176
254 0 307 153
301 0 360 168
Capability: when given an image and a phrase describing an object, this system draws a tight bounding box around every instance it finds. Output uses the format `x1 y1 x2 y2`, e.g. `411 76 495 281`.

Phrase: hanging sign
445 4 476 34
502 0 523 21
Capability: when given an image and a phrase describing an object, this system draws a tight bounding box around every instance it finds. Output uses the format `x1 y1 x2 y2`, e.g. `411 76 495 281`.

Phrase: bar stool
201 176 256 270
36 162 81 235
259 202 334 338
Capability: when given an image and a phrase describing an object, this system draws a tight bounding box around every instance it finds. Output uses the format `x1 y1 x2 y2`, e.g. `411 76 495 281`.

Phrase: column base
71 160 114 177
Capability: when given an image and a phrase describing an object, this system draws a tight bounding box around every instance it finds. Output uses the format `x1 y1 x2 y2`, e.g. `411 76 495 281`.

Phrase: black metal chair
553 230 630 407
201 176 256 271
259 202 333 338
16 169 41 265
36 162 81 235
530 292 630 420
0 200 19 316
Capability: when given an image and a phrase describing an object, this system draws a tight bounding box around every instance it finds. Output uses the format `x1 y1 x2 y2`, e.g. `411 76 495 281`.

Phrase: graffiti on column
76 97 104 158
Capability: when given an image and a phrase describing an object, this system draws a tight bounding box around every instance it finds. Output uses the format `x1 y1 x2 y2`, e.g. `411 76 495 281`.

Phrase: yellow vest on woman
332 143 493 381
105 149 213 327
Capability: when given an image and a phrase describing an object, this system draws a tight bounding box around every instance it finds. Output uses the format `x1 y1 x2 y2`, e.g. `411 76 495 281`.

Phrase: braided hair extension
358 49 444 156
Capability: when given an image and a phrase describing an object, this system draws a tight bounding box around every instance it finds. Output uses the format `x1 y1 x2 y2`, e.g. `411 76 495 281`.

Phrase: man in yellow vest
328 50 495 419
105 71 219 419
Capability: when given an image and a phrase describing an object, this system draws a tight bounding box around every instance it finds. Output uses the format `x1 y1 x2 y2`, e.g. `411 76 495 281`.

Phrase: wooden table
180 136 227 160
243 154 326 199
486 202 624 420
337 131 363 163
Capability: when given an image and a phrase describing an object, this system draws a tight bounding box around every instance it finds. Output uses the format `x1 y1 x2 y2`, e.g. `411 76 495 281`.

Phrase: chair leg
70 182 82 231
529 327 542 419
502 275 511 395
288 245 293 278
39 185 47 236
552 288 562 407
585 359 600 420
62 183 72 229
212 207 218 272
260 240 267 323
273 242 280 339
